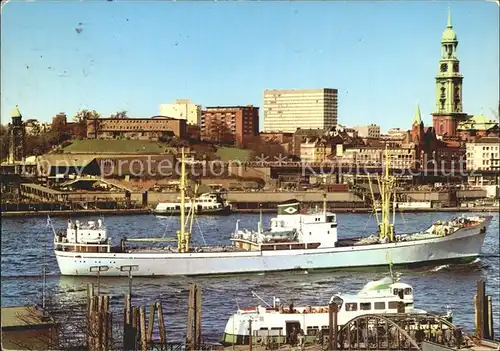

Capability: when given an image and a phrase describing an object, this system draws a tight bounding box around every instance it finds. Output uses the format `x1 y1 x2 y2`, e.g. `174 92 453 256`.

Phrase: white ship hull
54 218 489 276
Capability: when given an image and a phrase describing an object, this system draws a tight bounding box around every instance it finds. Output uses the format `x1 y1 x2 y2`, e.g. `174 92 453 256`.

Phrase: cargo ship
52 148 492 276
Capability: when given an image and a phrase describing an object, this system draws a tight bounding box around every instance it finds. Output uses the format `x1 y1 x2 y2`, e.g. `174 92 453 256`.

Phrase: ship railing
54 240 111 253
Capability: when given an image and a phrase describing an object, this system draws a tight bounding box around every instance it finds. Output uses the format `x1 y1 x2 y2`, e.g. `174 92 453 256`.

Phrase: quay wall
140 191 363 205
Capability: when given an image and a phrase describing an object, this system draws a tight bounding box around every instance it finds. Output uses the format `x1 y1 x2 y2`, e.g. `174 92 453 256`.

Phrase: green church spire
413 103 422 126
11 105 22 118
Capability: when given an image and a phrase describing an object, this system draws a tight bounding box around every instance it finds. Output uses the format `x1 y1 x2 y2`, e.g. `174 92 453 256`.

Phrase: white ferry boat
221 274 453 345
52 148 492 277
152 192 231 216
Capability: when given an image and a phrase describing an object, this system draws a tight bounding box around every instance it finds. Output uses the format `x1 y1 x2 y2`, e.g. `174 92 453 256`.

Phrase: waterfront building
352 124 381 139
466 137 500 186
263 88 338 133
300 138 332 163
341 145 417 169
86 116 186 139
201 105 259 146
159 99 202 126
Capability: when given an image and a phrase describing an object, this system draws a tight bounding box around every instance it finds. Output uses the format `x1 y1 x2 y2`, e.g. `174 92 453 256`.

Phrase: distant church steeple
431 7 468 137
412 103 424 143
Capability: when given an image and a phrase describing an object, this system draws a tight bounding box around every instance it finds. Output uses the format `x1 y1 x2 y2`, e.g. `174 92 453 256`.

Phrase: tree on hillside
111 110 128 119
74 109 100 139
0 125 9 160
74 109 100 123
246 135 287 161
51 117 72 144
206 120 235 145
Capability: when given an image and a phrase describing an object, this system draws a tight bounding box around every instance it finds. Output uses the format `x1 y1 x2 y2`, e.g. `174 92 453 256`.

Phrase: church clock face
440 63 448 72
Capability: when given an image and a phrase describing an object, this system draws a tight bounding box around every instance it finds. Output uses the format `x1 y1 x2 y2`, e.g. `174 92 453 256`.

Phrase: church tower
431 8 468 137
8 105 26 164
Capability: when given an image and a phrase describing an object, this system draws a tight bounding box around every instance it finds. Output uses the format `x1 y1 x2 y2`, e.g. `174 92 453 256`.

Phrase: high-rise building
159 99 201 126
201 105 259 146
263 88 338 133
431 8 468 137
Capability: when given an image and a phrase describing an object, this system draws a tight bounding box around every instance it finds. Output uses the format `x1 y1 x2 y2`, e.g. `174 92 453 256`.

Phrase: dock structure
1 305 59 350
21 279 498 351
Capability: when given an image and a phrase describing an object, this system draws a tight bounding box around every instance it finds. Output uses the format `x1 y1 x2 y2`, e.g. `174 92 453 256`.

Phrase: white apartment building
263 88 338 133
353 124 381 139
466 137 500 186
466 137 500 171
159 99 201 125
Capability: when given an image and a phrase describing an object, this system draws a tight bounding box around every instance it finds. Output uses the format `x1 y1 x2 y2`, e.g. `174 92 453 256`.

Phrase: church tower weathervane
431 7 468 138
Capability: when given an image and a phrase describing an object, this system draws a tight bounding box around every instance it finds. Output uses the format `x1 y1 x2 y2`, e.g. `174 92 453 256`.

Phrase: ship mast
178 147 191 253
368 147 395 242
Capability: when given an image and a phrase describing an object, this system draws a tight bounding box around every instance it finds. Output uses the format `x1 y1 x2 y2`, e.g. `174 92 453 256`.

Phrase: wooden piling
186 285 195 350
106 312 112 350
157 302 167 346
195 285 202 348
487 295 494 340
133 307 139 349
95 305 103 351
328 302 338 350
139 306 147 351
147 303 155 344
87 283 94 313
123 294 132 349
475 280 485 339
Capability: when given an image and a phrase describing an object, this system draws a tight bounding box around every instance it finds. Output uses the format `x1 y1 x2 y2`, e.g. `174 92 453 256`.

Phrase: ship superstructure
153 192 231 216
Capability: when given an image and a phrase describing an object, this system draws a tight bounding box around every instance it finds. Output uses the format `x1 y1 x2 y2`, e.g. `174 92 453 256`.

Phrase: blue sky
1 1 498 132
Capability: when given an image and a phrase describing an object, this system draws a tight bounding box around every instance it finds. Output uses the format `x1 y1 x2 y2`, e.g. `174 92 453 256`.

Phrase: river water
1 211 499 343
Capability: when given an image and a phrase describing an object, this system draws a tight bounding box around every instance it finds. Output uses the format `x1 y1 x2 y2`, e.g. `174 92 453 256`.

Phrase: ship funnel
277 201 300 216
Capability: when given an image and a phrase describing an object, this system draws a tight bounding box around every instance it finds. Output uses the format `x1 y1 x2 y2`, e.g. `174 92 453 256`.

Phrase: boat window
374 302 385 310
388 301 400 309
259 327 269 330
270 327 283 330
360 303 371 311
330 224 335 228
404 288 412 295
331 296 343 310
307 326 319 336
326 215 335 222
345 303 357 311
405 303 413 308
393 288 403 296
321 326 329 330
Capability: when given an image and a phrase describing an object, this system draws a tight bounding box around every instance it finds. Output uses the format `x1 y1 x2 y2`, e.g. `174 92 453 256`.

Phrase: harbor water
1 211 499 342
